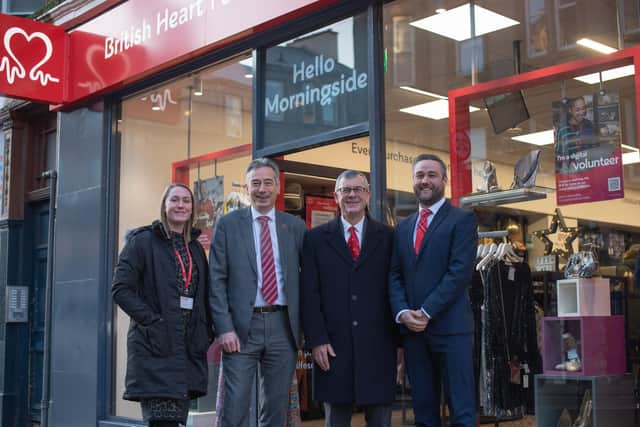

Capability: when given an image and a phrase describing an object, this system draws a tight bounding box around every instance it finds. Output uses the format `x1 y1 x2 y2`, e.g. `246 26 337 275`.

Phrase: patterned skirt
140 397 190 423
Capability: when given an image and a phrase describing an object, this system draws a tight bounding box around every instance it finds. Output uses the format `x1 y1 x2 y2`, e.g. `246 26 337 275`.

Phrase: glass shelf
458 186 554 208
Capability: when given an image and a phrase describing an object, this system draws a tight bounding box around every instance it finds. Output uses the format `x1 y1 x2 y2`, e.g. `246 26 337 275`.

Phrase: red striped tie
414 209 431 254
258 216 278 304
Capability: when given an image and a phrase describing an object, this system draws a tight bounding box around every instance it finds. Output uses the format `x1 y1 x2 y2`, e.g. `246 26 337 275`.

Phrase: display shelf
557 277 611 317
542 316 625 376
534 374 634 427
458 186 552 208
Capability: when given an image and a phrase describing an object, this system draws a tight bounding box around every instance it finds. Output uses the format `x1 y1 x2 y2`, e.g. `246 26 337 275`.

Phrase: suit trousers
323 403 391 427
402 332 475 427
220 310 297 427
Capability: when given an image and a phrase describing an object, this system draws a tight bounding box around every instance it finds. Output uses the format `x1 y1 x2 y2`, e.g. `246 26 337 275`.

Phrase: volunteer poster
553 93 624 205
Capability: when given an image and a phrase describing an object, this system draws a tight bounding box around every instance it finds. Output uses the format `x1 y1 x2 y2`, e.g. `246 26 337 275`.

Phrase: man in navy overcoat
302 170 396 427
389 154 477 427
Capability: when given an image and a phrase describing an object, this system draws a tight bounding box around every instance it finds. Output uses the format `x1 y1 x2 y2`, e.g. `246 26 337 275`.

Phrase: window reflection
113 53 253 420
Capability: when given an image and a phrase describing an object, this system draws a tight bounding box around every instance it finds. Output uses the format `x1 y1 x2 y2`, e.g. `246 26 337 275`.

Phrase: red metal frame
171 145 287 209
447 45 640 203
171 144 252 184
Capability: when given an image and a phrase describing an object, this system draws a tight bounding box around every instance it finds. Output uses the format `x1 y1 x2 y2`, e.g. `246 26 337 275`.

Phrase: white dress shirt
397 197 446 323
251 207 286 306
340 215 365 246
412 197 446 245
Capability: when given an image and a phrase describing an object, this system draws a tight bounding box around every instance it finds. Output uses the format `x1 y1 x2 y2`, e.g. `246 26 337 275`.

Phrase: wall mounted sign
0 0 337 105
0 14 66 103
262 12 369 148
305 196 337 228
6 286 28 323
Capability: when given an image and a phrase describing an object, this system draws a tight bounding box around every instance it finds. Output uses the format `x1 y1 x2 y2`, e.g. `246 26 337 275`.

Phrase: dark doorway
25 201 49 422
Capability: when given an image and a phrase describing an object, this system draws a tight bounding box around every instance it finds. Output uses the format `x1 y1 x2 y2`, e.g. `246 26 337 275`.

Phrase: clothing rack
478 230 509 239
477 228 528 425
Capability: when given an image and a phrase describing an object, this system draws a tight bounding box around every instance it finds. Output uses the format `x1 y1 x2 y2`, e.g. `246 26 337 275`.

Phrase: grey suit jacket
209 207 306 349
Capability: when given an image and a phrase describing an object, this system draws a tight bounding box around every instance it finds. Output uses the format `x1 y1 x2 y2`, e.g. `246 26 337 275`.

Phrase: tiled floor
301 409 410 427
301 410 536 426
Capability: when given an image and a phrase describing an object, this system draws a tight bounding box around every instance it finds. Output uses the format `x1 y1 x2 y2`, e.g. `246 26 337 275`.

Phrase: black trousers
148 421 180 427
323 402 392 427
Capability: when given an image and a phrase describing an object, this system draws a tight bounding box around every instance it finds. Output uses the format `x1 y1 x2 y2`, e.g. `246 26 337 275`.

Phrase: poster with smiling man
553 92 624 205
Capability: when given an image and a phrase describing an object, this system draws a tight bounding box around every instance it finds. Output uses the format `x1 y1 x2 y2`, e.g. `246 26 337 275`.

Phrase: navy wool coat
301 216 397 405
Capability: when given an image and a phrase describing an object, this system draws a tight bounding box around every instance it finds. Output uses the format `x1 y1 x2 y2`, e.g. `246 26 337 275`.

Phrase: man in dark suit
301 170 396 427
389 154 477 427
209 158 306 427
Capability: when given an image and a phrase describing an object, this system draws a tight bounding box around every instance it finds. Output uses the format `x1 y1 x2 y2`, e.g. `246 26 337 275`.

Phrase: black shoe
557 408 572 427
573 390 593 427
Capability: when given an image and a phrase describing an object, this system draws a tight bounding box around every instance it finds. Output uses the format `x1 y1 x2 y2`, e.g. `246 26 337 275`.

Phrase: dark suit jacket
635 251 640 290
389 200 477 335
209 207 306 348
301 216 396 405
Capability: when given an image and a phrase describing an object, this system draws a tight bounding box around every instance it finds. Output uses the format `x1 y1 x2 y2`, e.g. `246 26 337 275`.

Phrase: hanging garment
471 259 541 419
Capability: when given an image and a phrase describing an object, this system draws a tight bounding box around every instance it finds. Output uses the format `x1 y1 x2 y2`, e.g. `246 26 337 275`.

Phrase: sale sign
553 93 624 205
305 196 337 229
0 14 67 103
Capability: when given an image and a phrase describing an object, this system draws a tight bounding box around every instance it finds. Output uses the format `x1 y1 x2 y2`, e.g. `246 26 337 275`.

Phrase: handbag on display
565 251 598 279
477 160 499 193
511 149 542 189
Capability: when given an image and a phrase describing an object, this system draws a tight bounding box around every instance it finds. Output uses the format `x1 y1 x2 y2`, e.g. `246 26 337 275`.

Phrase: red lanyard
173 239 192 290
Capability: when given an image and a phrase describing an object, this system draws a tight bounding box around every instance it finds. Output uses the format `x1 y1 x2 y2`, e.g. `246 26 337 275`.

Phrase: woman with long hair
113 183 213 427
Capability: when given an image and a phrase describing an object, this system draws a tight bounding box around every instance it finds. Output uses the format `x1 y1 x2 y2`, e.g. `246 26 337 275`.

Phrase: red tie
347 226 360 260
258 216 278 304
414 209 431 255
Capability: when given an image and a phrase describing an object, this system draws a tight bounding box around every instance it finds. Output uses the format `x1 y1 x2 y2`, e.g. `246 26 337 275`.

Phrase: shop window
113 52 253 421
261 12 369 149
385 0 639 422
622 0 640 37
392 15 416 87
27 112 56 195
3 0 45 15
554 0 577 50
457 37 484 77
526 0 550 57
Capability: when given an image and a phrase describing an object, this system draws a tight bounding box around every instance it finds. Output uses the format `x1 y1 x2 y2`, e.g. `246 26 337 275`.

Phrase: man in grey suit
209 157 306 427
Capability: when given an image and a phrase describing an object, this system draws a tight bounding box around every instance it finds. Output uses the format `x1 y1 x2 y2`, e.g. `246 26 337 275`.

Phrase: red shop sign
1 0 336 105
0 14 66 104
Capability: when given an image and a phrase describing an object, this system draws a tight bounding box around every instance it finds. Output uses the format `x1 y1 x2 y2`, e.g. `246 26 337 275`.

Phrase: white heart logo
2 27 60 86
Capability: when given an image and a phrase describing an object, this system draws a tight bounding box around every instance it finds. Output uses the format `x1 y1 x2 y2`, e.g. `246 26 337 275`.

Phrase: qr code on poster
608 177 621 191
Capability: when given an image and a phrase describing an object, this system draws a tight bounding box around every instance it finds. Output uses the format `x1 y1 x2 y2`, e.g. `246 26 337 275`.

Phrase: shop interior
112 1 640 424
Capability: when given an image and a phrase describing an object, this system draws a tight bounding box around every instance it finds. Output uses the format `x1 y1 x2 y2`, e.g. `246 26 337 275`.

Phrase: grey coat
208 207 306 348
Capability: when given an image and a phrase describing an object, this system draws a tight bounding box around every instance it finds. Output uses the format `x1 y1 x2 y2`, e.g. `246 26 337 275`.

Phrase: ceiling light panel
410 3 519 42
510 129 554 146
576 38 617 54
623 151 640 165
574 65 635 84
400 99 479 120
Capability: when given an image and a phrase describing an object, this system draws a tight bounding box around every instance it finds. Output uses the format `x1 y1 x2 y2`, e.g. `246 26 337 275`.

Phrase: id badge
180 296 194 310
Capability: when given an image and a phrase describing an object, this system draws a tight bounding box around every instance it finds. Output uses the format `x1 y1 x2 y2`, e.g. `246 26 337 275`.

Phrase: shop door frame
24 200 50 422
447 45 640 202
